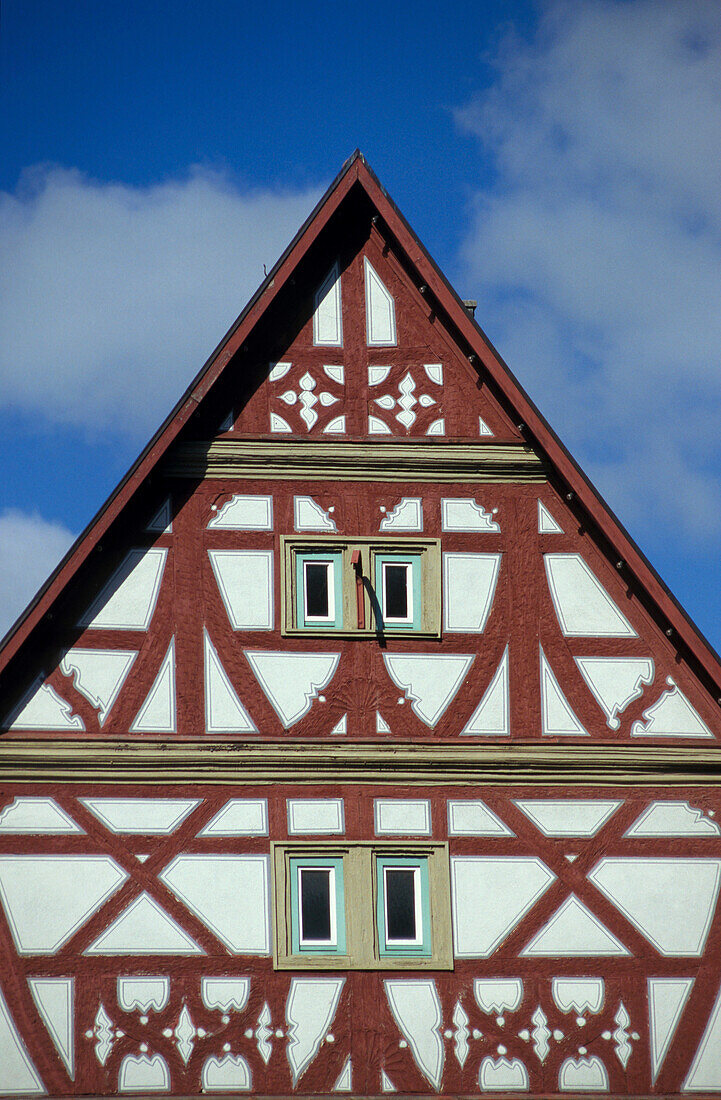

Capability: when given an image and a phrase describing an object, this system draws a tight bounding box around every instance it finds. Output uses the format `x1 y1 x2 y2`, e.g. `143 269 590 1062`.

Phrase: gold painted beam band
1 740 721 785
164 440 547 482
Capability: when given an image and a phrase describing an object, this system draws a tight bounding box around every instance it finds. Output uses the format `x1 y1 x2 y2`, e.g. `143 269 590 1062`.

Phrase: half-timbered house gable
1 152 721 1099
0 154 717 749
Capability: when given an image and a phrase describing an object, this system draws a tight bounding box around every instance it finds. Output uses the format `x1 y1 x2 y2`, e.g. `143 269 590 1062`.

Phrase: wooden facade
1 152 721 1097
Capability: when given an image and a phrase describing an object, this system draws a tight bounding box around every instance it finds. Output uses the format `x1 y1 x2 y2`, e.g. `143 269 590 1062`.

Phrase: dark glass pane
300 869 332 941
305 563 329 618
384 564 408 619
385 869 416 940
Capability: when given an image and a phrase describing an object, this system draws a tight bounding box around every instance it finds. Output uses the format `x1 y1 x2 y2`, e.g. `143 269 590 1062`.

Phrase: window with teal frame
290 857 346 954
373 554 421 631
296 551 343 629
376 856 431 957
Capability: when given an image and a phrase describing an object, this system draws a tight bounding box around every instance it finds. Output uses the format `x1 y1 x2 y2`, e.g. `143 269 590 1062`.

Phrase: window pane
384 564 408 619
305 562 330 618
300 869 332 941
385 868 417 940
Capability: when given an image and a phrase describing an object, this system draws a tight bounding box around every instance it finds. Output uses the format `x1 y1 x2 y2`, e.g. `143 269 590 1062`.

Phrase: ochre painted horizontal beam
164 440 548 482
1 740 721 785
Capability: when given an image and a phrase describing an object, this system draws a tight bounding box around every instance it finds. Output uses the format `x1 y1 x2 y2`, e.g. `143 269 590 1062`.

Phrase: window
295 551 343 629
281 537 440 637
290 857 346 954
377 857 431 956
273 842 451 970
375 555 421 631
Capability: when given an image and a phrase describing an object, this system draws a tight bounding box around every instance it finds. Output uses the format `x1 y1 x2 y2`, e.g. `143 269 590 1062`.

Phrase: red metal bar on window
351 550 365 630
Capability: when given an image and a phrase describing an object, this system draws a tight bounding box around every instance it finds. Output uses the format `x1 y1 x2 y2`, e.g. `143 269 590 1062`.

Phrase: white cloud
0 166 322 437
0 510 75 640
456 0 721 541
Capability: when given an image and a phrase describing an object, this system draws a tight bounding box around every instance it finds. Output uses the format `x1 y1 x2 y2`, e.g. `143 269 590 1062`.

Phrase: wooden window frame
295 551 343 629
280 536 441 638
290 856 346 954
272 840 452 971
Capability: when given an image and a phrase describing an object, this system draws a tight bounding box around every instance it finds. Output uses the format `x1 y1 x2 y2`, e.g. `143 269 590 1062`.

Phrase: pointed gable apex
0 149 720 724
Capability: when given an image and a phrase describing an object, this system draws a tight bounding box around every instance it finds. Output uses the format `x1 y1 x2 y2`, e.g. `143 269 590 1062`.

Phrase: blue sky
1 0 720 653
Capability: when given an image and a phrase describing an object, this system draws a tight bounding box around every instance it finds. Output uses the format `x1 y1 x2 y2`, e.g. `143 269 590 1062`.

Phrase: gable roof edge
0 151 365 671
354 158 721 697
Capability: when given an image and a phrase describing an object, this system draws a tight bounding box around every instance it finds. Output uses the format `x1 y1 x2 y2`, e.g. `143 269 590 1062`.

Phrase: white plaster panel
368 365 391 386
447 800 514 837
202 1054 252 1091
201 977 250 1013
539 647 588 736
384 653 474 728
313 262 343 346
60 648 137 726
631 679 713 739
648 977 694 1083
146 498 172 533
160 854 270 955
443 553 501 633
474 978 524 1014
384 979 444 1090
0 797 84 835
462 647 509 736
117 977 170 1013
441 498 500 532
521 895 630 957
287 799 345 835
544 553 637 637
118 1053 170 1092
625 802 720 837
79 798 201 834
450 856 556 957
286 976 345 1084
683 982 721 1091
575 656 654 730
588 857 721 956
381 1069 396 1092
374 800 431 836
479 1056 529 1091
0 855 128 954
0 984 45 1095
513 799 622 837
538 501 563 534
79 547 167 630
269 362 291 382
551 978 604 1015
198 800 268 837
129 639 176 733
334 1055 352 1091
364 258 396 346
208 550 274 630
368 414 392 434
208 495 273 530
245 650 340 728
270 412 292 432
380 498 423 532
6 678 84 732
293 496 337 532
84 893 203 955
28 977 74 1078
558 1055 608 1092
204 631 257 734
